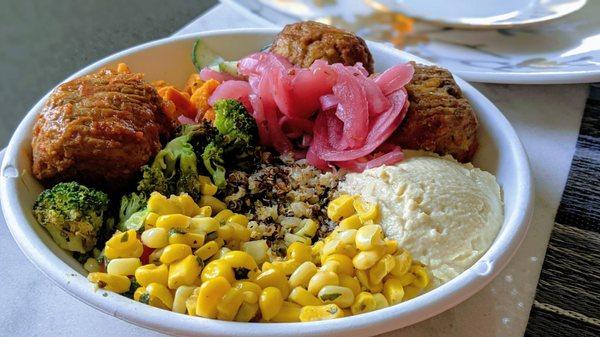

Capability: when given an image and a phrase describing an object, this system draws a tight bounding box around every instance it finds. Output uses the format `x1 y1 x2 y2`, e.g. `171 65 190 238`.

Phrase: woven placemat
525 84 600 336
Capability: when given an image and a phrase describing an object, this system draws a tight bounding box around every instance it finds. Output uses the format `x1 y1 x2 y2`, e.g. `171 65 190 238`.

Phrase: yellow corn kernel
106 229 137 251
88 272 131 293
214 209 234 224
339 275 361 297
284 232 311 246
172 285 196 314
148 192 182 215
352 245 386 270
159 244 192 265
210 247 231 261
196 206 212 217
230 223 251 242
390 250 412 277
168 255 202 289
294 219 318 238
391 272 416 287
195 276 231 318
227 213 249 226
311 241 324 264
217 287 244 321
156 214 191 231
324 254 354 276
199 195 226 213
299 304 344 322
243 291 259 304
169 232 205 248
106 257 141 276
255 268 290 298
350 292 377 315
384 239 398 255
241 240 269 265
190 217 220 234
198 176 218 196
317 285 355 308
336 229 358 245
383 278 405 305
141 227 169 249
355 224 385 251
104 240 143 259
135 263 169 287
287 242 312 263
117 62 130 73
145 212 159 228
289 286 322 306
134 286 146 301
288 261 318 289
170 193 201 217
327 194 356 221
353 199 379 222
373 293 389 309
369 254 396 285
259 287 284 321
356 270 383 293
83 258 100 273
272 260 300 276
233 281 262 297
234 302 259 322
194 241 221 261
201 259 235 284
146 282 174 309
402 285 421 301
307 270 339 296
221 251 258 276
271 301 301 323
217 224 234 240
410 264 429 289
339 214 362 230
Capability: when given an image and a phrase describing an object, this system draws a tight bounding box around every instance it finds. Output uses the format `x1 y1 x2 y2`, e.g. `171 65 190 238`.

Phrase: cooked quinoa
220 152 344 255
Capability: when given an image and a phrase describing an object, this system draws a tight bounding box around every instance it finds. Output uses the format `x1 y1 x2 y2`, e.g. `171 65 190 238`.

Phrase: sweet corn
383 278 405 305
160 244 192 264
394 272 416 286
339 214 362 230
190 217 220 234
271 301 301 322
234 302 259 322
384 239 398 255
146 282 174 309
243 291 259 304
88 272 130 293
390 250 412 277
241 240 269 265
369 254 396 285
311 241 324 264
135 263 169 287
318 285 355 308
217 288 244 321
221 251 258 278
227 213 249 226
199 195 226 213
299 304 344 322
106 229 137 251
169 232 205 248
356 270 383 293
168 255 202 289
156 214 191 231
195 276 231 318
324 254 354 276
145 212 159 228
338 274 361 296
172 286 196 314
214 209 234 224
373 293 389 309
199 176 218 196
83 258 100 273
217 224 234 240
105 240 143 259
335 229 357 245
141 227 169 249
353 199 379 222
350 292 377 315
352 247 385 270
287 242 312 263
294 219 318 238
255 268 290 298
210 247 232 261
289 261 318 289
272 260 300 276
134 287 146 301
231 223 251 242
107 258 141 276
196 206 212 218
147 192 182 215
201 259 235 284
355 224 385 251
401 285 421 301
259 287 284 321
289 286 322 306
172 194 202 217
410 264 429 289
233 281 262 297
307 270 339 296
327 194 355 221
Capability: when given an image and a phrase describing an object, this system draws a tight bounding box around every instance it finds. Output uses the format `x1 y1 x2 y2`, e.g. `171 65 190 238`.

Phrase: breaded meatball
270 21 374 74
32 68 174 187
392 62 478 162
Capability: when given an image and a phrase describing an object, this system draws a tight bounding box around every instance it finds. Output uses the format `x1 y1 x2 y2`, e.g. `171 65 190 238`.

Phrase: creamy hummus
339 151 503 286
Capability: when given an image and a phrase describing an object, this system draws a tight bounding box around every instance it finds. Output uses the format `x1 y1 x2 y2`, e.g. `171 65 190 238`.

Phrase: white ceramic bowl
0 28 533 337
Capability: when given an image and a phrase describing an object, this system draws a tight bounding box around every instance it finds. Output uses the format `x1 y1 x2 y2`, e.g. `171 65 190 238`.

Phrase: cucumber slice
218 61 239 77
192 39 224 72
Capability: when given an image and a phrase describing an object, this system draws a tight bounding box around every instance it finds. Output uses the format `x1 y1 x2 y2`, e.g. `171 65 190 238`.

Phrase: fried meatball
392 62 478 162
270 21 374 74
32 68 174 187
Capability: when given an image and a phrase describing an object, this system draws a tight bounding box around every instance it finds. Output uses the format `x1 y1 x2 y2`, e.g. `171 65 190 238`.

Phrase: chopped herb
120 231 129 242
320 293 341 301
139 292 151 304
97 280 107 289
327 306 338 314
206 232 218 241
102 292 108 297
123 278 141 299
169 228 185 236
196 257 205 269
233 267 250 280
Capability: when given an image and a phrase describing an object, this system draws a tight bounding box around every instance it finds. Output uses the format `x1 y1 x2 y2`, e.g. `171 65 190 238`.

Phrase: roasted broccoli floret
117 192 148 232
213 99 258 151
33 182 109 253
201 140 226 188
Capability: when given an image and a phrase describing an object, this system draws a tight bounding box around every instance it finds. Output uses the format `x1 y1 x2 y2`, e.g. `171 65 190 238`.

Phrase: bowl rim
0 28 534 337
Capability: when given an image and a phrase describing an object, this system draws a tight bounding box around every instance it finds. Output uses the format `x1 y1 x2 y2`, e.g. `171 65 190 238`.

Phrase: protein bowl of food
0 23 533 337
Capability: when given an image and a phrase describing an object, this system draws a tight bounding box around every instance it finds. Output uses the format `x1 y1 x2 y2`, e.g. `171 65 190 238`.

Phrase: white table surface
0 3 590 337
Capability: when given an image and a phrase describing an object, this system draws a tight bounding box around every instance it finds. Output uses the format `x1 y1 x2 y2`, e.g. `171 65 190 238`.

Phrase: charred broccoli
33 182 109 253
117 192 148 232
201 140 226 188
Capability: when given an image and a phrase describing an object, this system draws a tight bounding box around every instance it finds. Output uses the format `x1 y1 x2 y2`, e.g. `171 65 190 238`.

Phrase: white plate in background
223 0 600 84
